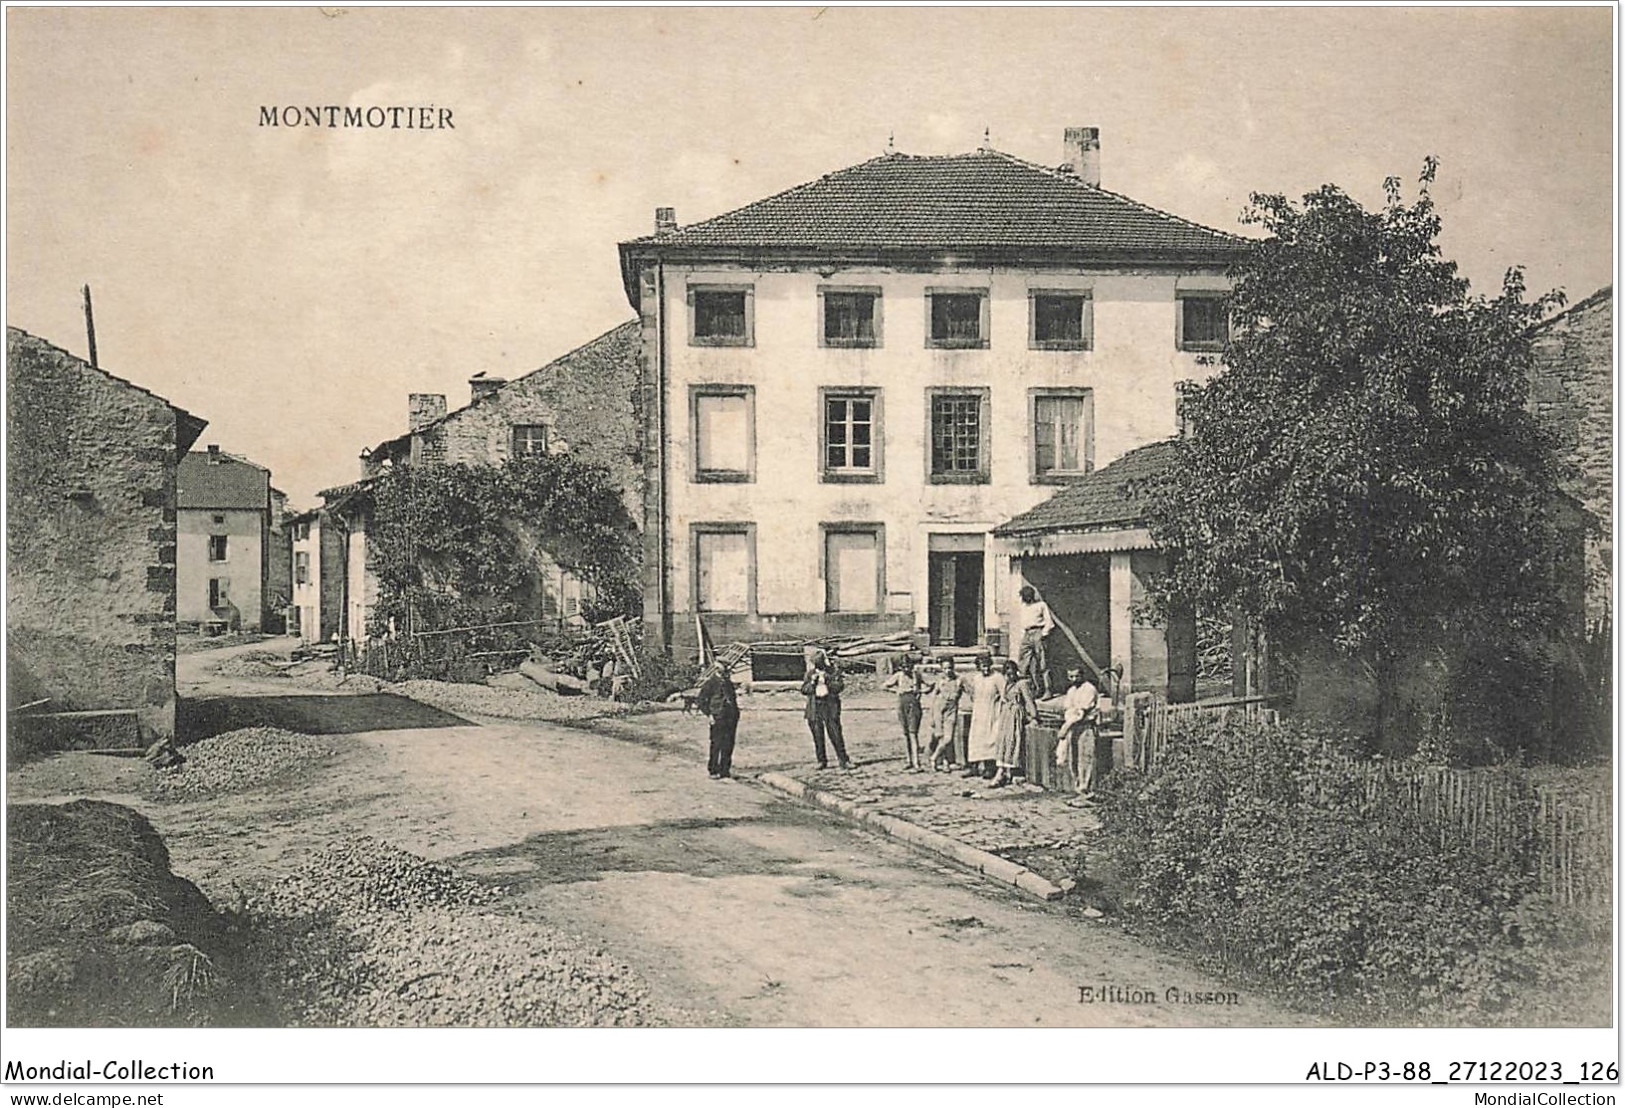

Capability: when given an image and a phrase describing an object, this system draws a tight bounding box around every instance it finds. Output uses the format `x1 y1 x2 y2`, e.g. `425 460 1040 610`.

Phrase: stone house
288 506 344 644
363 320 642 526
265 486 293 634
325 321 642 644
7 326 207 745
617 129 1246 655
176 446 272 633
1528 286 1612 626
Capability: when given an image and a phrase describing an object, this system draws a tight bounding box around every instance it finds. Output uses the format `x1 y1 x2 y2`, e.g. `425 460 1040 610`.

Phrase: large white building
618 129 1245 658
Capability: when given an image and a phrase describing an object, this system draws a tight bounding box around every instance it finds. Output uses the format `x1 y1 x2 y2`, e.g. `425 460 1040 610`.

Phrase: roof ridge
981 148 1247 243
365 319 641 454
1529 284 1612 332
186 447 268 471
7 324 203 424
645 153 902 243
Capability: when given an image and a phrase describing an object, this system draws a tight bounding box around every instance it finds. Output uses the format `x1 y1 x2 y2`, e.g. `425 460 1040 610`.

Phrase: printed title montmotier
258 105 454 129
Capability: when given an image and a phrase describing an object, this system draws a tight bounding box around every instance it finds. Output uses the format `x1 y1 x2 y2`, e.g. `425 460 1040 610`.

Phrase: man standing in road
801 650 853 770
1015 584 1056 699
697 654 742 780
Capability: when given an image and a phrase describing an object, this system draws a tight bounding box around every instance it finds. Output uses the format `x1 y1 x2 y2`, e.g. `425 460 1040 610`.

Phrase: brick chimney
409 393 447 432
206 443 222 464
654 207 678 235
1062 126 1100 187
468 372 505 404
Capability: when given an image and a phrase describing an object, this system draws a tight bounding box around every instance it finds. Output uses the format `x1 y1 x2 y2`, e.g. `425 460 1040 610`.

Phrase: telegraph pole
81 285 99 368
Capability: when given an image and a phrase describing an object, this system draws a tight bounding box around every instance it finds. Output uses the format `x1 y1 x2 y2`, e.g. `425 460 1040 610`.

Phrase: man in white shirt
1057 665 1100 794
1015 584 1056 698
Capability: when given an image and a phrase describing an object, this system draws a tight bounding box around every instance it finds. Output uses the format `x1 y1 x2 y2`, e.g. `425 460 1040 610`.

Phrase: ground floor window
208 577 230 609
824 525 884 613
693 525 755 613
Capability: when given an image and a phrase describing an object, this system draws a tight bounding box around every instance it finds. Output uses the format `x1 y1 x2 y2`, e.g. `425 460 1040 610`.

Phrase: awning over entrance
995 525 1154 559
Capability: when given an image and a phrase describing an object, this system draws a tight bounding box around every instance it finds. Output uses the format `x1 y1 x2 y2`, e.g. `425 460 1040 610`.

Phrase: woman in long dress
963 653 1004 779
991 658 1037 788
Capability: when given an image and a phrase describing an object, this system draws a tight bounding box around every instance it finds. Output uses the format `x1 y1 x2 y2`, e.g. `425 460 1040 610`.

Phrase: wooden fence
1120 692 1612 909
1349 763 1612 909
1123 692 1279 773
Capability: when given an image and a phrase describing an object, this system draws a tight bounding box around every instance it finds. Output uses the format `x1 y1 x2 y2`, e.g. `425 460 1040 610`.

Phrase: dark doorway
928 551 984 647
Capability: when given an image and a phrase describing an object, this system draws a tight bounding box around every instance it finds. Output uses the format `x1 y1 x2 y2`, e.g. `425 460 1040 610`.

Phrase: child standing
928 656 964 770
882 654 926 770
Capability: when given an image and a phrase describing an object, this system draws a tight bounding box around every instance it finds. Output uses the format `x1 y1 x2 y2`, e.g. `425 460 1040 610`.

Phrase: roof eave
619 241 1244 275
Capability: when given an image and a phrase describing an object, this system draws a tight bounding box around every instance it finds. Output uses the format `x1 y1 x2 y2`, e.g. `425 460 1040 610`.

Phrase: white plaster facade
176 507 265 631
652 265 1225 646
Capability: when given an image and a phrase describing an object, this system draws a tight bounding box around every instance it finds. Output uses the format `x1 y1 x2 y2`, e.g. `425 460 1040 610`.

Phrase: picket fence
1120 693 1612 909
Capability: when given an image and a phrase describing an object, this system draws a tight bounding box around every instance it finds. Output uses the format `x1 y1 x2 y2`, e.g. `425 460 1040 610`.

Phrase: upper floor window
689 285 754 346
927 289 989 349
927 387 991 484
820 287 881 348
691 385 755 483
208 577 230 609
208 535 228 562
1177 293 1229 351
821 388 882 483
1030 290 1093 350
512 424 549 458
1031 388 1095 482
294 550 311 585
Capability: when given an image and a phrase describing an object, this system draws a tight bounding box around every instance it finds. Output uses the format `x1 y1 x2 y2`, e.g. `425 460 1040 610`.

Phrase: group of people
693 632 1102 792
884 652 1097 789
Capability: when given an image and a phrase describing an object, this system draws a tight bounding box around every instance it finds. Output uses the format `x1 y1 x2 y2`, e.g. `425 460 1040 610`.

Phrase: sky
5 6 1614 507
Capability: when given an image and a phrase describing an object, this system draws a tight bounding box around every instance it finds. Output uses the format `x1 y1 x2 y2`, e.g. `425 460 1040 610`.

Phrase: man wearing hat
697 649 744 779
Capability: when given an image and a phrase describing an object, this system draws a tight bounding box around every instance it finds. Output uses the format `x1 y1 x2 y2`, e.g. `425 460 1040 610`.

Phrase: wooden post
82 284 98 368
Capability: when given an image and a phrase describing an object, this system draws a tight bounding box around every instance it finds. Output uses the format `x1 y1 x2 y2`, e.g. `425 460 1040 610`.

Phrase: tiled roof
177 450 269 510
368 319 640 460
994 440 1178 536
622 150 1244 257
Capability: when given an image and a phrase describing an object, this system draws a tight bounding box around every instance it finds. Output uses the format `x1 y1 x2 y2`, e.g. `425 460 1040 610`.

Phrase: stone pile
392 679 632 723
249 839 659 1027
145 728 342 801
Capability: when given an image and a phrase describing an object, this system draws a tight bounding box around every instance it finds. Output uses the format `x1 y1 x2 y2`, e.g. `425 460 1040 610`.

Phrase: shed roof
994 439 1177 536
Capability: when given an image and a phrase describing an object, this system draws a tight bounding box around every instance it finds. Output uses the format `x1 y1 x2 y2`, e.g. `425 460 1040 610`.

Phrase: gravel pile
212 651 286 678
392 679 632 723
145 728 343 801
249 838 659 1027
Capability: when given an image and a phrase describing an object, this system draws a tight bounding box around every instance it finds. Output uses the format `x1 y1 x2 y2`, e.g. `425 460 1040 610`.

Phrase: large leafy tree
1148 162 1566 753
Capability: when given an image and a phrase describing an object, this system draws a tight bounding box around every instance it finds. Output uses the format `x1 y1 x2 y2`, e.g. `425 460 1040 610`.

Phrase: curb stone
753 771 1065 902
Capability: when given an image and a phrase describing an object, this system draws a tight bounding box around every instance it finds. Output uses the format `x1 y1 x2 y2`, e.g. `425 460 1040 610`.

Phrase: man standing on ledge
697 653 742 780
1015 584 1056 699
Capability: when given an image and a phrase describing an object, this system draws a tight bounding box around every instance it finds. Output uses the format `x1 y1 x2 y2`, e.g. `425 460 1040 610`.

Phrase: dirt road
14 640 1306 1027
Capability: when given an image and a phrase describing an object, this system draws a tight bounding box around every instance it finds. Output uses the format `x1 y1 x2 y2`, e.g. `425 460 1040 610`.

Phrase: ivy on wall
366 455 640 636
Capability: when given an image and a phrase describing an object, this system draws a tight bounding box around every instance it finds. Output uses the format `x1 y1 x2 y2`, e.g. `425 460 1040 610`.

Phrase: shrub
1095 716 1608 1023
619 652 701 706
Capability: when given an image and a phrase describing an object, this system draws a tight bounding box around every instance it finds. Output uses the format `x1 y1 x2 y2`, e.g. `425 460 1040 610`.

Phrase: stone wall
6 329 187 740
264 490 292 631
422 320 643 527
1529 287 1612 624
